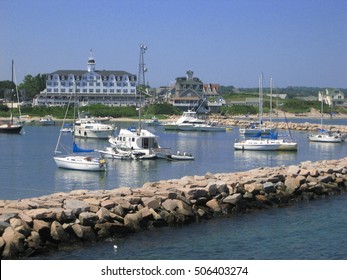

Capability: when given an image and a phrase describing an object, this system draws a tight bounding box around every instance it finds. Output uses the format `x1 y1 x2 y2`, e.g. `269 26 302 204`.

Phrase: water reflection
54 169 107 193
308 141 344 160
233 150 298 171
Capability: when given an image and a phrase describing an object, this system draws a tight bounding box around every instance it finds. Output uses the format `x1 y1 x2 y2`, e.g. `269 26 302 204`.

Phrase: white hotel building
33 51 138 107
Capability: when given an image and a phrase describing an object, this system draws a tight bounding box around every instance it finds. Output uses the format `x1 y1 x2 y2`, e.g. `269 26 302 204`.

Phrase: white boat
234 76 297 152
54 155 106 171
234 138 298 151
308 90 343 143
39 115 55 125
169 151 195 160
108 126 171 159
145 116 161 126
53 85 107 172
239 121 275 136
163 110 225 132
74 115 115 139
96 146 132 160
60 123 74 133
308 129 342 143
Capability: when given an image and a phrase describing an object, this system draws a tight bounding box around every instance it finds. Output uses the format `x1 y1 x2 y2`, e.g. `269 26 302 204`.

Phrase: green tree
0 80 15 99
18 74 46 100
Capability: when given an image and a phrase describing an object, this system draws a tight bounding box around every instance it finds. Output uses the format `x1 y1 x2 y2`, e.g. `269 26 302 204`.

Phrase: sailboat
308 90 342 143
53 83 107 171
234 75 298 151
0 60 24 134
239 74 275 136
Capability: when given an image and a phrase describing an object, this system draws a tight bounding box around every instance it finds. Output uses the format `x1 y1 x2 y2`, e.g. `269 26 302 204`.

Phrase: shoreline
1 157 346 259
1 110 347 123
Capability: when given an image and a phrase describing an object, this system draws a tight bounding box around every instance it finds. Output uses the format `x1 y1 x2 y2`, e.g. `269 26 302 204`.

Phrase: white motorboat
96 146 132 160
108 126 171 159
169 151 195 160
74 116 115 139
145 116 161 126
163 110 225 132
308 130 342 143
60 123 74 133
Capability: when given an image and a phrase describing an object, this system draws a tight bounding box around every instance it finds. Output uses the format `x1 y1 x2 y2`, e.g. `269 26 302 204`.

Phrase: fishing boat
0 61 24 134
308 90 342 143
53 84 106 171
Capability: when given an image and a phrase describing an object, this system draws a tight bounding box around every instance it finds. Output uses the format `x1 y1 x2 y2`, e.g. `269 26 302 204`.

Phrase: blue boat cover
73 142 94 153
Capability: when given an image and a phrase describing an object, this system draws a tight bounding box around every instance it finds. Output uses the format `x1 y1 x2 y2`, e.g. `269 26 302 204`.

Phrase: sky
1 0 347 89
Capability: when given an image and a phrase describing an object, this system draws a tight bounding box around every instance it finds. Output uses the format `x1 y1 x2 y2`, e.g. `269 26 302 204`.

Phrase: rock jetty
1 157 347 259
215 117 347 135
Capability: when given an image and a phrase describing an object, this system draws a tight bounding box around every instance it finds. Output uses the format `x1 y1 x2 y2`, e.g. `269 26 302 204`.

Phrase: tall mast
259 73 263 124
270 77 273 123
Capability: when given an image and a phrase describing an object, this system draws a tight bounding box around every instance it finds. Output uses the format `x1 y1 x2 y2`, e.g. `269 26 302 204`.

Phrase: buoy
113 245 118 249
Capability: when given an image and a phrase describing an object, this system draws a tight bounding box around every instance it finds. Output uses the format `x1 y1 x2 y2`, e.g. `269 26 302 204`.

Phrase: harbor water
1 118 347 259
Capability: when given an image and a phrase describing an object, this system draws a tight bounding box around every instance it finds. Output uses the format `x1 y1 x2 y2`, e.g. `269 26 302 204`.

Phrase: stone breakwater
214 118 347 135
1 158 347 259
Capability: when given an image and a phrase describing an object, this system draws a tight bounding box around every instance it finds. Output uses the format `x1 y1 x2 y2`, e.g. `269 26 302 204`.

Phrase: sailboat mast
270 77 273 123
320 91 323 129
10 60 14 124
259 73 263 124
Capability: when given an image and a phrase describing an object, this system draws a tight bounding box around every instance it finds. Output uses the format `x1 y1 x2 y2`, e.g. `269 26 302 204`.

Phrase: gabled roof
179 88 203 98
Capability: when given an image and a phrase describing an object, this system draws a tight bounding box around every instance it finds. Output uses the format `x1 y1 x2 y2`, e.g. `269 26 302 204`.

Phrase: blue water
1 118 347 259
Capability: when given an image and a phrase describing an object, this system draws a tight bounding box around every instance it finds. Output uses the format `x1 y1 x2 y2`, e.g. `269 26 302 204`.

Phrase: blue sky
1 0 346 88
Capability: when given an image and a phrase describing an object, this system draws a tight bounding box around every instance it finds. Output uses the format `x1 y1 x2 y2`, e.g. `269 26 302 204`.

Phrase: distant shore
1 109 346 123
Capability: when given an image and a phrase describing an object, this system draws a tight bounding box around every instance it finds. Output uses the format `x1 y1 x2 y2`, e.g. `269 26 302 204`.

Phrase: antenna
138 44 148 87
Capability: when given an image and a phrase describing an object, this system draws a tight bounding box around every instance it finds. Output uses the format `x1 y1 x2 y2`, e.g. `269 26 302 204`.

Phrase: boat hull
234 140 297 151
96 147 132 160
308 134 342 143
54 156 106 171
0 124 24 134
74 128 114 139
